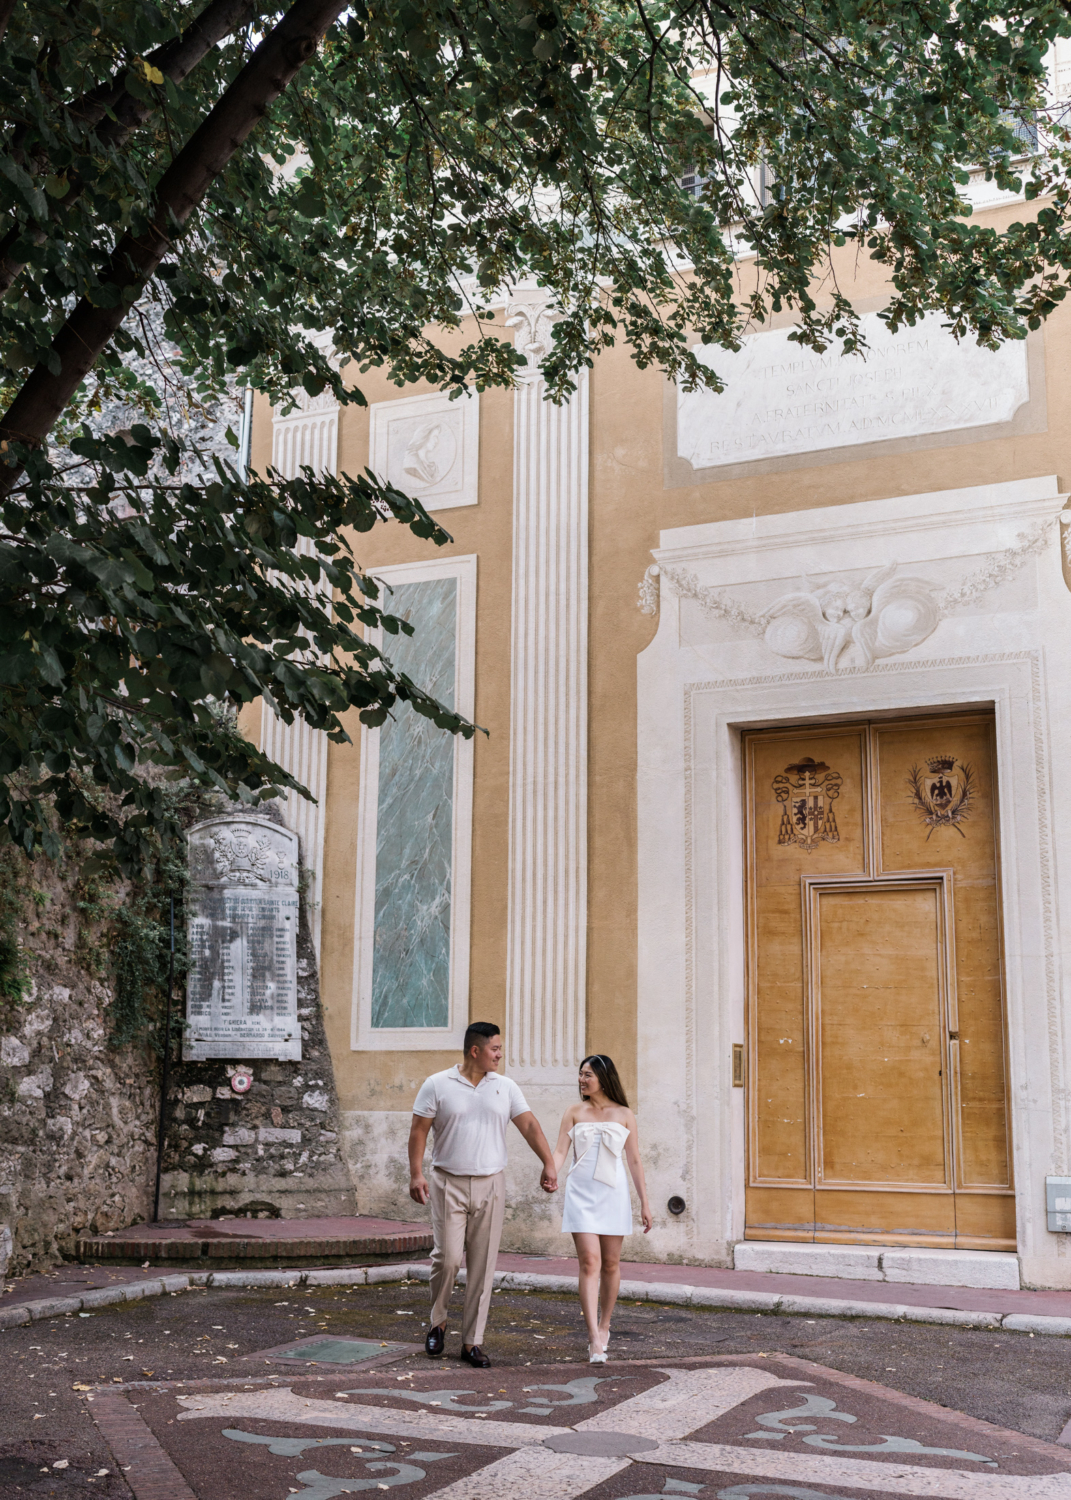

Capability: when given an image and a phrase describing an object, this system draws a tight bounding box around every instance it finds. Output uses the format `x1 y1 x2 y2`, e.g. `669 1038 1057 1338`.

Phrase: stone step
734 1239 1021 1290
75 1215 433 1269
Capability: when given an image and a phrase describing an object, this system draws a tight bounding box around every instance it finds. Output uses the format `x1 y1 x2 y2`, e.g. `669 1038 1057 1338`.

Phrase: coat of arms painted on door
907 754 974 838
773 757 843 851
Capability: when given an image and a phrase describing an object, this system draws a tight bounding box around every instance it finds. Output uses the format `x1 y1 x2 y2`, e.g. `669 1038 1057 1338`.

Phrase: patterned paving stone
80 1356 1071 1500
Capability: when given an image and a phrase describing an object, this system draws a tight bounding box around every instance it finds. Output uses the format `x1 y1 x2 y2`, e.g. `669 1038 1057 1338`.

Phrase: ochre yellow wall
585 203 1071 1107
249 199 1071 1120
319 334 516 1117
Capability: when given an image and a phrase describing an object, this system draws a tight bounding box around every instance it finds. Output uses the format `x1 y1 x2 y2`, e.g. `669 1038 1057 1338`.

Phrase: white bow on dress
569 1121 631 1187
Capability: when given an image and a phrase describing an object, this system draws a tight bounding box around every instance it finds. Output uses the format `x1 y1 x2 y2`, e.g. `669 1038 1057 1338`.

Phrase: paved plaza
4 1279 1071 1498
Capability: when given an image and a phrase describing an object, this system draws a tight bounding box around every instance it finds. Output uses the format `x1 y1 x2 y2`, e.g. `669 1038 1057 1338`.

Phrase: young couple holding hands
408 1022 652 1366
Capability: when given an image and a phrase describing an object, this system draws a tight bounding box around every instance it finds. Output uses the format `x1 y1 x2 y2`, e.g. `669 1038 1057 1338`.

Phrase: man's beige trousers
428 1166 505 1346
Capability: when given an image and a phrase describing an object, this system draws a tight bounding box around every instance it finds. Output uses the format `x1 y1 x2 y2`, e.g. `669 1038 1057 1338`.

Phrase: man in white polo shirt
409 1021 557 1366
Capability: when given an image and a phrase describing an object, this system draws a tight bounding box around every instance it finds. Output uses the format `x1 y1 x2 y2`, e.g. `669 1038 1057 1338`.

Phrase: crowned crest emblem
907 754 974 838
208 827 281 886
772 757 843 852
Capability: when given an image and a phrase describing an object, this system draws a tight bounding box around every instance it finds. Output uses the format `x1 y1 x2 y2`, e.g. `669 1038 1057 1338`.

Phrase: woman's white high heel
588 1336 608 1364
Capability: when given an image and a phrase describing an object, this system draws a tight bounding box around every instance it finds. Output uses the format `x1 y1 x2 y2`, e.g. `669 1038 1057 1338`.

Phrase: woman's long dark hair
579 1054 629 1108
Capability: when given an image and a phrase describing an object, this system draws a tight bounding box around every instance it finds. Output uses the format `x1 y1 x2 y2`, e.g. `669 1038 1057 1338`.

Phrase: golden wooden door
744 713 1014 1249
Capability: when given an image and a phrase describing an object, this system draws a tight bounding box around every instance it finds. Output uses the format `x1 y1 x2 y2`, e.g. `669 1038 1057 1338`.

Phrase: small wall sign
1046 1176 1071 1232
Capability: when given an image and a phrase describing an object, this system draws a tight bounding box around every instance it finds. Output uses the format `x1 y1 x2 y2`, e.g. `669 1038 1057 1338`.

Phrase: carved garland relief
638 517 1055 673
761 566 940 672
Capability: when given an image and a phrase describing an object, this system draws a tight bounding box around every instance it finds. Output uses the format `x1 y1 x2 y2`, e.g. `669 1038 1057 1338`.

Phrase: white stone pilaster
259 705 328 959
504 297 589 1090
264 386 338 958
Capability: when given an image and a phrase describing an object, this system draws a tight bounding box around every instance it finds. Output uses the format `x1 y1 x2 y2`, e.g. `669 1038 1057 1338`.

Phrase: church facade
241 191 1071 1290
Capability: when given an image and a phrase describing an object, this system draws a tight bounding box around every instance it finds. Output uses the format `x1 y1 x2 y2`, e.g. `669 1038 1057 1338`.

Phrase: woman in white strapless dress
552 1054 652 1363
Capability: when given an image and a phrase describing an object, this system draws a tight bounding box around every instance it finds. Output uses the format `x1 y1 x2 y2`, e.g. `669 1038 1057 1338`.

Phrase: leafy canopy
1 0 1070 870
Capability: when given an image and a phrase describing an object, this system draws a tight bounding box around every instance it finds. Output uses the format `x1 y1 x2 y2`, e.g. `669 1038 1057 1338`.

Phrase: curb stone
80 1286 141 1309
116 1278 165 1301
1002 1313 1071 1336
901 1306 1002 1329
207 1270 301 1288
689 1287 782 1313
2 1262 1070 1338
779 1295 908 1319
305 1267 370 1286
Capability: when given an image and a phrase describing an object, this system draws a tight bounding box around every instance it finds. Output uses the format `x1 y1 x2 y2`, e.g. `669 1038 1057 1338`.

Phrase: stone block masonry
0 827 354 1277
0 971 159 1276
157 857 354 1222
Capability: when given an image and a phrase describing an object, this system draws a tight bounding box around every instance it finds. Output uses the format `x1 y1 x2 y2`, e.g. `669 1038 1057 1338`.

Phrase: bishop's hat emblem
772 757 843 852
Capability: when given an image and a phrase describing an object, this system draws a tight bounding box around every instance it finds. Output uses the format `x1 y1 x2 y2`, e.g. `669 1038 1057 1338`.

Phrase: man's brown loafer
425 1324 446 1358
459 1344 491 1368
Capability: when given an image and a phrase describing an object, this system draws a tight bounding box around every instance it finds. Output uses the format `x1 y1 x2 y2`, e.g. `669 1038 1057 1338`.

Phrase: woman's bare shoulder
619 1106 638 1129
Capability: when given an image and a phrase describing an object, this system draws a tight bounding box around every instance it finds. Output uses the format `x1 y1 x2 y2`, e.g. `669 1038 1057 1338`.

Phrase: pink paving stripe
487 1252 1071 1317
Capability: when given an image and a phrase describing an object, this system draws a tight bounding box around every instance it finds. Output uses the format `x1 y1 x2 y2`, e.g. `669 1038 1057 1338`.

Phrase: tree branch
0 0 346 479
0 0 258 299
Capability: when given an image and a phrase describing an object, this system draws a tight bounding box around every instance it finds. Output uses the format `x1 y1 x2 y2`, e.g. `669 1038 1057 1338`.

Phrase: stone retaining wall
0 841 353 1279
157 885 355 1222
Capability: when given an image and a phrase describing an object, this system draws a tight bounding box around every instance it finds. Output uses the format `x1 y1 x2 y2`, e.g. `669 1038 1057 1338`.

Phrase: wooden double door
744 712 1014 1249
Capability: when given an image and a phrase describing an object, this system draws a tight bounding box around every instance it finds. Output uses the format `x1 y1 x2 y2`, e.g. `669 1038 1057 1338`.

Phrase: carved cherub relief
761 564 940 672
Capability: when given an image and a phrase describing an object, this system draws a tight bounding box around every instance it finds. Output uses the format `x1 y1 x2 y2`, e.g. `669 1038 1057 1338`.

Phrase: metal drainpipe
238 385 254 482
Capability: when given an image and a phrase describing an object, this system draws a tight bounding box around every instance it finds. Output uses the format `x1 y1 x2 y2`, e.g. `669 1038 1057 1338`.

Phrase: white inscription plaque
678 310 1030 470
184 815 301 1061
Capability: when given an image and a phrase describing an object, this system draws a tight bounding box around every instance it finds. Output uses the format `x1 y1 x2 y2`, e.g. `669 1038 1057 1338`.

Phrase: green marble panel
371 577 457 1029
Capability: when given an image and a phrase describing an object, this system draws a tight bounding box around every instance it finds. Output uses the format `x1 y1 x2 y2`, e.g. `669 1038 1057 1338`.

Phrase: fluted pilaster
264 388 338 957
504 297 589 1086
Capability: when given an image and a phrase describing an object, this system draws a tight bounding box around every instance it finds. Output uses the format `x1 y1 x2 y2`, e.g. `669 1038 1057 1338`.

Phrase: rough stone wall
0 845 353 1280
0 974 159 1274
158 897 355 1221
0 848 162 1275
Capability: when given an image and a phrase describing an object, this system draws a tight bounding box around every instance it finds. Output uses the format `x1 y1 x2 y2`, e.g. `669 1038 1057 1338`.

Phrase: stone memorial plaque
184 815 301 1062
678 309 1030 471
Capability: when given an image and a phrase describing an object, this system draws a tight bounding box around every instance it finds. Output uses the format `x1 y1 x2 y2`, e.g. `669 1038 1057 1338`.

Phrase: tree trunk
0 0 346 480
0 0 258 299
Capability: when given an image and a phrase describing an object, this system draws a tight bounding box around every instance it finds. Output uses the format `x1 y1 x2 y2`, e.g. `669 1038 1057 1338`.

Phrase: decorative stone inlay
543 1432 660 1457
165 1359 1068 1498
369 577 457 1031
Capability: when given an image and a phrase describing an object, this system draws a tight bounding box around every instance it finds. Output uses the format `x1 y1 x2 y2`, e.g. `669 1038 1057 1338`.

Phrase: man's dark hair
464 1022 501 1056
